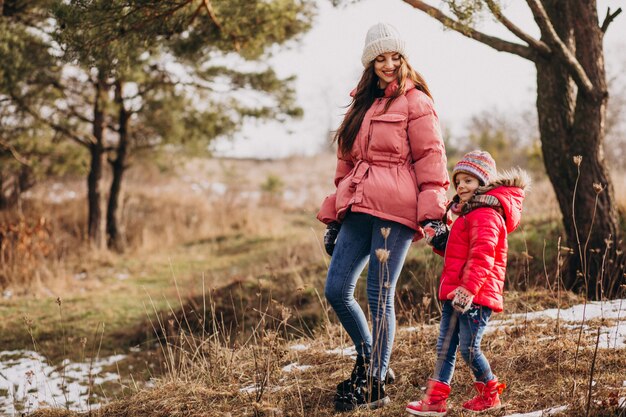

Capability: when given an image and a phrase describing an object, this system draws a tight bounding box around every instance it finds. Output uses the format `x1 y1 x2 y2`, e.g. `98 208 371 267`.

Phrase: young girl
317 22 450 411
406 150 530 416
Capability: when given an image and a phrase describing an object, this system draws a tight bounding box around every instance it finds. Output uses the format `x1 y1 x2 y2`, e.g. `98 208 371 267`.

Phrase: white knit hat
361 22 407 67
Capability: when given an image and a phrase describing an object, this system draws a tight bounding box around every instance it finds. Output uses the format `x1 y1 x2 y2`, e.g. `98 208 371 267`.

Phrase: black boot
335 356 396 398
335 375 390 411
335 355 367 398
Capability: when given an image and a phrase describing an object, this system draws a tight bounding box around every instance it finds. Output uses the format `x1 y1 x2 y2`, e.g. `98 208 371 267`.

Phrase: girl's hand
447 287 474 313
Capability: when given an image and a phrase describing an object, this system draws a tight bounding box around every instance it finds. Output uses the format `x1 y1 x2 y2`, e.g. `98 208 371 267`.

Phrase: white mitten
451 287 474 314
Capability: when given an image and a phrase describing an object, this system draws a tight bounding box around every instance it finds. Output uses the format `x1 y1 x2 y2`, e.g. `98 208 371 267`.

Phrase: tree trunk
536 0 624 299
87 71 108 250
106 80 129 252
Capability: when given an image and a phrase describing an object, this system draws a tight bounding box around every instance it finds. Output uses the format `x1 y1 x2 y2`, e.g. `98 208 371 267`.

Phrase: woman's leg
366 218 414 380
432 301 461 384
458 304 494 383
324 213 374 358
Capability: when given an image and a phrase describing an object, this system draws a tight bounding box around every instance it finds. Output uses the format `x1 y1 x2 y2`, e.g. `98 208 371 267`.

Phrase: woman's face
455 172 480 203
374 52 401 89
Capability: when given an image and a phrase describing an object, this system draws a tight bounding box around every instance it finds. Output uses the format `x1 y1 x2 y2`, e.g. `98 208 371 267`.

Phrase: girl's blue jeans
324 212 414 380
433 300 495 384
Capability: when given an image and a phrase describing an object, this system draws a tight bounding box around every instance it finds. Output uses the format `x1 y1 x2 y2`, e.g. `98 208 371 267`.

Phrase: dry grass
7 157 626 417
29 293 626 416
0 154 331 294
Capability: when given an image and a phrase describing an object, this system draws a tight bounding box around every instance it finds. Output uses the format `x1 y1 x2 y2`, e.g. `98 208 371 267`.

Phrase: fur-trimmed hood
478 168 530 233
478 167 532 193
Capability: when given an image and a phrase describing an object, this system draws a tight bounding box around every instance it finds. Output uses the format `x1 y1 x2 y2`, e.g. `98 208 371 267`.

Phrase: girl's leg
366 218 414 380
458 304 494 382
432 301 461 384
324 213 373 358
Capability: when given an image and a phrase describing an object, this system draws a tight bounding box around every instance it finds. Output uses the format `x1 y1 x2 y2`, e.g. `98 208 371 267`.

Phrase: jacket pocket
368 112 407 154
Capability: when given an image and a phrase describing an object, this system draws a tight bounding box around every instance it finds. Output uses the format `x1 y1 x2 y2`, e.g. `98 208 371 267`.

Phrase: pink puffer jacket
438 170 530 312
317 79 449 238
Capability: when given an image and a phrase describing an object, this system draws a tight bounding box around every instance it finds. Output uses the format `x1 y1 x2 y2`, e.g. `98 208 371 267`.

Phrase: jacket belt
351 160 370 204
351 160 370 185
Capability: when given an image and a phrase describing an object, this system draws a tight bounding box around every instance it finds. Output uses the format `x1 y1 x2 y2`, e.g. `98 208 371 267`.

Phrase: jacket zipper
438 215 460 298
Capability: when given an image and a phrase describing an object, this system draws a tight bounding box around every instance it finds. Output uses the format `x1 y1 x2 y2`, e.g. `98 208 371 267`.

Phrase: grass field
1 154 625 416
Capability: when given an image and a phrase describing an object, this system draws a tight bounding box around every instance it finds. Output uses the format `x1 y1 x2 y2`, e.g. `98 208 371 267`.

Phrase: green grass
0 227 315 363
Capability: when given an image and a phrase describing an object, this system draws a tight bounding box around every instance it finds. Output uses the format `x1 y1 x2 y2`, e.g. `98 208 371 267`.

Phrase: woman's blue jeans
433 300 495 384
324 212 414 380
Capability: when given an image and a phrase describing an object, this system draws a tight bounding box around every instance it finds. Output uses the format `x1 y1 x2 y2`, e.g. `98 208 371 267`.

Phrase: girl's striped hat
452 150 497 186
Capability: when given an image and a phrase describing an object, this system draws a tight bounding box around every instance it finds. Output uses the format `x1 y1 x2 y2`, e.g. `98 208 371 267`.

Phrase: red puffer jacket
438 170 530 312
317 79 449 239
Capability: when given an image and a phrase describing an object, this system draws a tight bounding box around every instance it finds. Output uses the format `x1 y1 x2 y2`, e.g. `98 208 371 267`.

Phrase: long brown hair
334 56 433 157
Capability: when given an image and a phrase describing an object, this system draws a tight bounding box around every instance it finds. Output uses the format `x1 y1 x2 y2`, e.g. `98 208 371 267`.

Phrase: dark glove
421 220 449 252
324 222 341 256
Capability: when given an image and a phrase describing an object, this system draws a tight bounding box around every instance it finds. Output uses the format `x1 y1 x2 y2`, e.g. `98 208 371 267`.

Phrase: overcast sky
212 0 626 159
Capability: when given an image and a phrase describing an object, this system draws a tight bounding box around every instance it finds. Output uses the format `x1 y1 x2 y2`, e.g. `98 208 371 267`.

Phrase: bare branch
601 7 622 34
202 0 222 29
525 0 595 96
402 0 537 61
0 138 31 166
484 0 550 55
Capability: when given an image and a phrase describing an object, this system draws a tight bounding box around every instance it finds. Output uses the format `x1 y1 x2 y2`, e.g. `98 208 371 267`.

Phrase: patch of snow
289 344 309 351
401 326 419 332
0 350 125 415
281 363 312 373
488 299 626 349
239 384 258 394
502 299 625 322
48 183 78 204
503 405 567 417
598 322 626 349
325 346 357 358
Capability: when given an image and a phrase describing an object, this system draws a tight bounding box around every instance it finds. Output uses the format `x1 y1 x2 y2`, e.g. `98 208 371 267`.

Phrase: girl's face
374 52 401 88
455 172 480 203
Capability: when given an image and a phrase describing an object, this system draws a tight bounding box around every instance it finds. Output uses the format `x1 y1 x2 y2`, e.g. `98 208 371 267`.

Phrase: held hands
446 287 474 314
323 222 341 256
421 220 449 252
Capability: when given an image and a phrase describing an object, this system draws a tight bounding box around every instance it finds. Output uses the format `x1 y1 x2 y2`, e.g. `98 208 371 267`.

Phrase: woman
317 22 450 411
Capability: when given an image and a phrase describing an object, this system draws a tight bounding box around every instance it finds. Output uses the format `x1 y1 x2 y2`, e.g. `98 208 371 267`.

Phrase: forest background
1 1 625 416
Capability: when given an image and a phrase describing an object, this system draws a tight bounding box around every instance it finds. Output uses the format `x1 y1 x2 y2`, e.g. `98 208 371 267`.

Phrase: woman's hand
324 222 341 256
422 220 449 252
446 286 474 313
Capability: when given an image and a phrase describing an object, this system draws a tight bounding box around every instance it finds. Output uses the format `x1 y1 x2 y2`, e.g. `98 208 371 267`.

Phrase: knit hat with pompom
452 150 497 187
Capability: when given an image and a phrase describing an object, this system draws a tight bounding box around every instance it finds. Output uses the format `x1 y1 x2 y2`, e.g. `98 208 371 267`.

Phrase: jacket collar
349 79 416 98
384 78 415 97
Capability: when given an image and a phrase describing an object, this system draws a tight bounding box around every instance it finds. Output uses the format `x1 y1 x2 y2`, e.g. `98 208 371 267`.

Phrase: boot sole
461 404 504 414
335 396 390 411
405 406 446 416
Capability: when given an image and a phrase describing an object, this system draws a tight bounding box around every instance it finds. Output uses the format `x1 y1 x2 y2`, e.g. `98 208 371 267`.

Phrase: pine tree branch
484 0 551 56
402 0 537 61
65 103 95 126
525 0 595 96
9 92 92 148
600 7 622 34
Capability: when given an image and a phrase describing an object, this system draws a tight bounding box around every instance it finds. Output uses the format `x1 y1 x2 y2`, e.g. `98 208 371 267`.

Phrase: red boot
462 378 506 413
406 379 451 416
